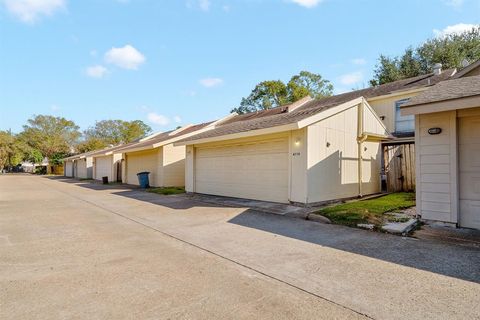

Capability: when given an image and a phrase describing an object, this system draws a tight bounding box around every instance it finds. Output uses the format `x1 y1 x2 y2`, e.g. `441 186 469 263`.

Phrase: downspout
357 99 367 198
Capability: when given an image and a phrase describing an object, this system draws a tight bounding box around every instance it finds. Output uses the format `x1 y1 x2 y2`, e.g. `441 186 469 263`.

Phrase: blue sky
1 0 479 134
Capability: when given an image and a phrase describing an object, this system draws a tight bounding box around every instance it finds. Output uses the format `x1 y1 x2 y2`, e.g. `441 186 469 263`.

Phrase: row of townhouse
64 60 480 230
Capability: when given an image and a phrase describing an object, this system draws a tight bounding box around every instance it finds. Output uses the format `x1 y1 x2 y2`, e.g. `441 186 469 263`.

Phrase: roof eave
402 95 480 115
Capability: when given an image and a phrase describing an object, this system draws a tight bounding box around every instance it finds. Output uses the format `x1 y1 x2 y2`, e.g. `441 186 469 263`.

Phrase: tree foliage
231 71 333 114
80 119 152 152
370 27 480 86
20 115 81 161
0 130 23 169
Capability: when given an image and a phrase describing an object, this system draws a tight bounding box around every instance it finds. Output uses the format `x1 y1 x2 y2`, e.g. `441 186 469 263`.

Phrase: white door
126 150 158 186
459 116 480 229
95 156 112 181
65 161 73 177
195 137 289 203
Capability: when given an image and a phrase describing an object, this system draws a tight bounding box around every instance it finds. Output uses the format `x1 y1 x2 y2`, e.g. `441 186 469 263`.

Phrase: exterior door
194 137 289 203
458 115 480 229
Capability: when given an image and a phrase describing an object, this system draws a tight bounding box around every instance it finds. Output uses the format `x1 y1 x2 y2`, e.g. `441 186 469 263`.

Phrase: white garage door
95 156 112 182
459 115 480 229
126 150 158 186
195 137 289 203
65 161 73 177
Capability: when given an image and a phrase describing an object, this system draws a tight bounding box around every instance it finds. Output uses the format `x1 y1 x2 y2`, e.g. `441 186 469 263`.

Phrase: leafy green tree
0 130 24 169
20 115 81 162
232 71 333 114
370 26 480 85
81 119 152 151
287 71 333 102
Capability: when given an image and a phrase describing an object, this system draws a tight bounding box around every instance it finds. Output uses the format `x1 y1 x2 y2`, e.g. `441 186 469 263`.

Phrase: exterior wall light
428 127 442 135
295 137 301 146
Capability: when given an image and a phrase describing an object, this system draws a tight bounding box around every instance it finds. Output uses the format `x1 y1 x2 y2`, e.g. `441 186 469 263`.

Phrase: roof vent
287 96 313 113
433 63 442 75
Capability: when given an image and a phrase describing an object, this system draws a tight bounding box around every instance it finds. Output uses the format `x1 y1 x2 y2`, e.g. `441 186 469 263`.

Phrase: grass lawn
146 186 186 195
314 193 415 227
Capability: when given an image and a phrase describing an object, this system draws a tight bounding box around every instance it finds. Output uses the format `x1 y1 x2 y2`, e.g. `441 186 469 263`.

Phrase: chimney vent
433 63 442 75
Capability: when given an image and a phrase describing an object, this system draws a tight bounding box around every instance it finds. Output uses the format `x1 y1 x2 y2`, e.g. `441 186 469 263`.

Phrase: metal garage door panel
126 150 158 186
195 138 289 203
65 162 73 177
95 156 112 181
459 116 480 229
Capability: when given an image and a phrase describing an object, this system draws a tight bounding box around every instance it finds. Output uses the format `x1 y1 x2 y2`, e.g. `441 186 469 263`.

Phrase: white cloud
339 71 363 85
351 58 366 65
4 0 65 23
199 0 210 11
433 23 479 37
186 0 210 11
147 112 170 126
85 65 108 78
199 77 223 88
50 104 60 111
290 0 323 8
104 45 146 70
443 0 463 8
173 116 182 123
90 49 98 57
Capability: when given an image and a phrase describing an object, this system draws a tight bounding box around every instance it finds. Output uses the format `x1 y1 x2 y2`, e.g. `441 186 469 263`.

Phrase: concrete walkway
1 175 479 319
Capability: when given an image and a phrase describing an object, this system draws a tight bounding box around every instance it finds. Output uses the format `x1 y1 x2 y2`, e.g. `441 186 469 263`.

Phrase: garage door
126 150 158 186
459 115 480 229
95 156 112 181
65 161 73 177
195 137 289 203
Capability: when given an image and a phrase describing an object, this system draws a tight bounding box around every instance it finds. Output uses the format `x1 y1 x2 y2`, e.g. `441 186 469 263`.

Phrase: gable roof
175 69 455 144
452 59 480 79
63 149 104 161
112 121 214 153
402 75 480 108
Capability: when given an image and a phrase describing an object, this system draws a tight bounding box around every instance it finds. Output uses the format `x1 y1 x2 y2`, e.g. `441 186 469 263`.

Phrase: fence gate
383 143 415 192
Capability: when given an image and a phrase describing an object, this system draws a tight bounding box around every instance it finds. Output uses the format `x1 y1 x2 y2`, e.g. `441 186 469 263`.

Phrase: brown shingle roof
113 122 214 153
402 75 480 107
177 70 456 143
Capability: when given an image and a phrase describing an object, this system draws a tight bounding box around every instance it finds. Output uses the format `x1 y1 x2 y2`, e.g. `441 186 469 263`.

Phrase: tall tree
80 119 152 152
287 71 333 102
20 115 81 162
0 130 23 170
370 26 480 86
232 71 333 114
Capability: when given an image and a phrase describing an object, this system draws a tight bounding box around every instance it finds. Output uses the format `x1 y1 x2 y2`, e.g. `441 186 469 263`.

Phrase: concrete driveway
1 175 479 319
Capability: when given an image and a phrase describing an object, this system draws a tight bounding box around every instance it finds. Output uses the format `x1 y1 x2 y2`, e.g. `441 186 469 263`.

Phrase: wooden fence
383 143 415 192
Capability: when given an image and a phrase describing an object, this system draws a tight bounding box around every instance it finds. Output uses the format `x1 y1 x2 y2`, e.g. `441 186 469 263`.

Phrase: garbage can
102 176 109 184
137 172 150 188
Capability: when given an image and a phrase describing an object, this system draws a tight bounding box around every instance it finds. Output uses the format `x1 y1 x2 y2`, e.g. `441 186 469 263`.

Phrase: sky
0 0 479 134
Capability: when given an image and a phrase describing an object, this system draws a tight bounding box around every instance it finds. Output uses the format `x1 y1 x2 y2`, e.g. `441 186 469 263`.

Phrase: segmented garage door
95 156 112 181
126 150 158 186
194 137 289 203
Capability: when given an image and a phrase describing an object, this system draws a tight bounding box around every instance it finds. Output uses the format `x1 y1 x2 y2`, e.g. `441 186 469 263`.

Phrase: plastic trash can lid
137 171 150 175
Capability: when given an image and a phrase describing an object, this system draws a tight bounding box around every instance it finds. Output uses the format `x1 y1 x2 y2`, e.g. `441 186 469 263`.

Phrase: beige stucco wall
306 105 382 203
415 111 458 223
368 91 423 133
162 144 186 187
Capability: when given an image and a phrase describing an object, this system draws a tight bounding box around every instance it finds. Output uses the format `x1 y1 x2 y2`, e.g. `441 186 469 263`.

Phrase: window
395 98 414 133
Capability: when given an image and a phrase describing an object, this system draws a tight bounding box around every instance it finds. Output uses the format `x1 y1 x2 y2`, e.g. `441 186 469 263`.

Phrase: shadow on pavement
45 176 480 284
